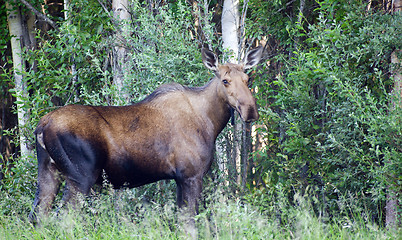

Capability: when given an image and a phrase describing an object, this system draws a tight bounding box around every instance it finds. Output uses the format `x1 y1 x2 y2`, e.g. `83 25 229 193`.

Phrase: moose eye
222 79 229 85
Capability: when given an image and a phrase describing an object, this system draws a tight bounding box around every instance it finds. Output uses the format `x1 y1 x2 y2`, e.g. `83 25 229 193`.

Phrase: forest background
0 0 401 238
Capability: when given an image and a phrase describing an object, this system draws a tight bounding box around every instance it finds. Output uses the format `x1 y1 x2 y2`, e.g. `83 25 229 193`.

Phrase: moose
29 47 263 221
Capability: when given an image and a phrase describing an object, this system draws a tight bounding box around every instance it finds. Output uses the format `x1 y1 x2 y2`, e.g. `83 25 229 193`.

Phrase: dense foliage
249 0 401 225
0 0 401 237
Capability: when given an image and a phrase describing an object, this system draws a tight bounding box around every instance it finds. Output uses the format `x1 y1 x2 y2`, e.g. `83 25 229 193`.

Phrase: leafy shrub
250 2 402 224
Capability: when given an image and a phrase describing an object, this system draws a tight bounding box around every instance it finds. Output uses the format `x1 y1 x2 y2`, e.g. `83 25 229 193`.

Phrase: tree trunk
393 0 402 12
6 1 32 159
112 0 131 104
387 49 401 230
221 0 240 186
386 0 401 230
222 0 240 61
190 0 214 50
241 122 252 189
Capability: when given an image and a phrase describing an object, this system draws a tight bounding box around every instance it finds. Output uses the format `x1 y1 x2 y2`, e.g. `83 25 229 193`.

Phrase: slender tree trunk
112 0 131 103
191 0 214 50
6 1 32 158
222 0 255 188
238 0 253 189
387 49 401 230
221 0 241 186
221 0 256 188
297 0 305 24
386 0 401 230
222 0 239 61
241 122 252 188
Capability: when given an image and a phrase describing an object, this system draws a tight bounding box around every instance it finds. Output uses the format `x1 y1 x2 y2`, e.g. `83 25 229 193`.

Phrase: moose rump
30 47 263 221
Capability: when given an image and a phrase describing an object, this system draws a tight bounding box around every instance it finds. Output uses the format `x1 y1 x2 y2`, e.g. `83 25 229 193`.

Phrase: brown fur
29 47 263 221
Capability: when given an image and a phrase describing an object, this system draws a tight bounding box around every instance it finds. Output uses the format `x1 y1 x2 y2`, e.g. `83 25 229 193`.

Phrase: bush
250 2 402 224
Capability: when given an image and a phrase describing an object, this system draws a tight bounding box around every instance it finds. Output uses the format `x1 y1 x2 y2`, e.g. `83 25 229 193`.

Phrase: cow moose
29 47 263 221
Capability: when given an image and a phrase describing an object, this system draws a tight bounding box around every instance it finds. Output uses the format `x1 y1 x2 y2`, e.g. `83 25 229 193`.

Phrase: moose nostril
246 106 258 122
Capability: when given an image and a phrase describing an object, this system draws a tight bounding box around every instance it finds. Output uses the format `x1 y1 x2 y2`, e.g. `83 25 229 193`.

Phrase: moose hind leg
51 134 103 212
29 144 61 222
59 176 96 212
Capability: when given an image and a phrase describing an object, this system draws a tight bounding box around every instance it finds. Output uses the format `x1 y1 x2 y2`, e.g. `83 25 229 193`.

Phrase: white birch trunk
64 0 70 20
6 1 31 158
222 0 240 62
221 0 242 185
112 0 131 104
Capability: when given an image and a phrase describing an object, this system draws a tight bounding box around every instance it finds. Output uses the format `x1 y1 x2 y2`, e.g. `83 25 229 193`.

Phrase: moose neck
191 78 232 140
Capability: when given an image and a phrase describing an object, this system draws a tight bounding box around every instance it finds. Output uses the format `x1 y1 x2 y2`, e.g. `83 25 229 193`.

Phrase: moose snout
245 105 259 122
236 101 259 123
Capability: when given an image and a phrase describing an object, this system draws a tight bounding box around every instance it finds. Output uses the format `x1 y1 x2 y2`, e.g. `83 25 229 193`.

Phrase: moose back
30 47 263 220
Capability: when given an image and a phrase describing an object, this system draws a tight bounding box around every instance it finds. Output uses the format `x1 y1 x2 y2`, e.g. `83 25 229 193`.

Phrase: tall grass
0 184 399 239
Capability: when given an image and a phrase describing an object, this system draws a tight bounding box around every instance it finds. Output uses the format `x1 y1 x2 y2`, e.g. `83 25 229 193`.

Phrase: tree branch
19 0 58 30
97 0 113 19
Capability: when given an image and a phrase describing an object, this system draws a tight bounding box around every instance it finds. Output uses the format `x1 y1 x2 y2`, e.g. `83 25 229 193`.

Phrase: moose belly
103 154 176 188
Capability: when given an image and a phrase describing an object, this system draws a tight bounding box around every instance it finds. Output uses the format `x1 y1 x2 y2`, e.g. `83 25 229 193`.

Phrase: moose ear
202 48 219 71
244 47 263 69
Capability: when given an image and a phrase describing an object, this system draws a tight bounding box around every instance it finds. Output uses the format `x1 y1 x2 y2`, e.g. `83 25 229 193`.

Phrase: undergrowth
0 183 399 240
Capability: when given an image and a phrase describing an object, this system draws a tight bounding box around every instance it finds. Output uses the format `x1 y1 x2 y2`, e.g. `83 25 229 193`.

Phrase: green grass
0 187 399 240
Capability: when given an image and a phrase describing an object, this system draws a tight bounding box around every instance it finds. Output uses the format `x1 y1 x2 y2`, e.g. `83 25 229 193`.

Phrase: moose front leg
176 176 203 214
175 176 203 238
